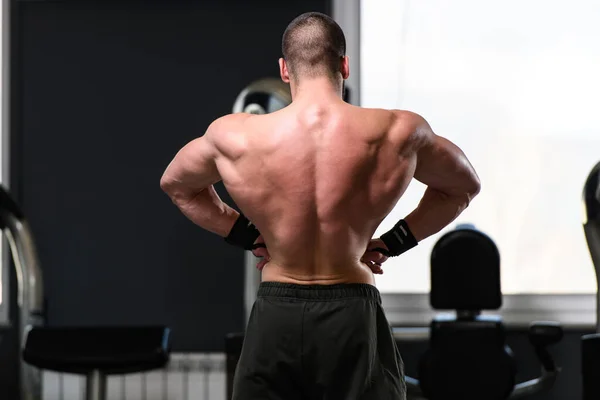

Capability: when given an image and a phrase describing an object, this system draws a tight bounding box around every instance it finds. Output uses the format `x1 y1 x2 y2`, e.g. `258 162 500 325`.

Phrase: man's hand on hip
252 235 271 271
361 239 390 275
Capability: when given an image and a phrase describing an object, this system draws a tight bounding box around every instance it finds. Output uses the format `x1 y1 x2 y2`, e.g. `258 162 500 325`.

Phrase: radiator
41 353 227 400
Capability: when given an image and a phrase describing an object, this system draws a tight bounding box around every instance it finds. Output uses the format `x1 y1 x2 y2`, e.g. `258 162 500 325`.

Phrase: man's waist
257 281 381 303
260 260 376 286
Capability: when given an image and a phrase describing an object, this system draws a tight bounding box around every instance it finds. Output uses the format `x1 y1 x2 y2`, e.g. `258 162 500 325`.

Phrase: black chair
582 160 600 400
23 326 171 400
405 225 563 400
0 184 172 400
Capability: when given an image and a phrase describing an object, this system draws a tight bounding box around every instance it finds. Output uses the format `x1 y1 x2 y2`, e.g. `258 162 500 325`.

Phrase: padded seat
419 315 516 400
23 326 171 375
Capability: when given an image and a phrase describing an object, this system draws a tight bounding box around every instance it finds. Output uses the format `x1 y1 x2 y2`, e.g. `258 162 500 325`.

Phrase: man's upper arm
405 112 480 197
160 120 224 199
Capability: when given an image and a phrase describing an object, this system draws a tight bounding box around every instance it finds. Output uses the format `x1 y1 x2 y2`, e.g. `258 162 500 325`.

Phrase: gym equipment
0 186 45 400
0 185 172 400
23 326 170 400
404 225 563 400
232 77 292 115
582 160 600 400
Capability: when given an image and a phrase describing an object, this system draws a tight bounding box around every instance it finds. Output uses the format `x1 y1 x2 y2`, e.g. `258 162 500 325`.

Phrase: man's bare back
210 100 420 286
161 12 480 400
161 95 479 287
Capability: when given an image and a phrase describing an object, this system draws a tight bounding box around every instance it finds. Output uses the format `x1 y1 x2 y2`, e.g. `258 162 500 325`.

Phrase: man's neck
291 77 343 103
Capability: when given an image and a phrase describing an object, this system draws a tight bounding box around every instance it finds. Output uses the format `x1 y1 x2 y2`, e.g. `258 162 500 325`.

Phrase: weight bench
404 225 563 400
23 326 171 400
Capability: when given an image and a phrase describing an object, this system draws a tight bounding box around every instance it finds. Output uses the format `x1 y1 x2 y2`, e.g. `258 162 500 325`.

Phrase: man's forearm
169 186 239 238
403 187 474 242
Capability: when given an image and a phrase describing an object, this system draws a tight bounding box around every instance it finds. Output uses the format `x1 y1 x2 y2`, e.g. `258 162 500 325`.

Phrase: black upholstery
419 315 516 400
418 226 516 400
430 226 501 310
23 326 171 375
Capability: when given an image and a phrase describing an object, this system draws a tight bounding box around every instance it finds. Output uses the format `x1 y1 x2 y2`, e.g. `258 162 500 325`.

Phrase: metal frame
0 0 10 326
332 0 361 105
3 210 44 400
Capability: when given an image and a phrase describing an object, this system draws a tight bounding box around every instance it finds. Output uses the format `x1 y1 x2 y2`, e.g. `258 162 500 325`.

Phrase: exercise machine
582 160 600 400
0 186 44 400
0 186 171 400
403 225 563 400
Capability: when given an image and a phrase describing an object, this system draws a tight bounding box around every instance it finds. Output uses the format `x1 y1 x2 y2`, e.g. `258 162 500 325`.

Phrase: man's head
280 12 349 91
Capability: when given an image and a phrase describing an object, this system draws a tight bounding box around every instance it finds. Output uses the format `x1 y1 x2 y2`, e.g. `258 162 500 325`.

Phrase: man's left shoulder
208 113 253 135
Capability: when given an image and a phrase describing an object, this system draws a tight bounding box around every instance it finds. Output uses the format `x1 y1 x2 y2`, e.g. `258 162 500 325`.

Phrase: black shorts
232 282 406 400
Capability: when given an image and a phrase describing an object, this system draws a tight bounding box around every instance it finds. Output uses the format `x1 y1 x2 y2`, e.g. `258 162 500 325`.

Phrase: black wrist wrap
224 213 261 250
379 219 418 257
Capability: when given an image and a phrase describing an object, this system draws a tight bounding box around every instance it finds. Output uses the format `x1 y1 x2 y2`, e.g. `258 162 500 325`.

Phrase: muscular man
161 12 480 400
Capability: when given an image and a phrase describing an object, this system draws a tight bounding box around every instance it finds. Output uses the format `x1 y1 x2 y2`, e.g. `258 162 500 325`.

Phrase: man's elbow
160 175 183 203
160 174 174 196
465 174 481 204
160 175 200 207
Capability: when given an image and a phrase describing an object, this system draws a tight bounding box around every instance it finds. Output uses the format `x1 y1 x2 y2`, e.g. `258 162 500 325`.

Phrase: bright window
362 0 600 294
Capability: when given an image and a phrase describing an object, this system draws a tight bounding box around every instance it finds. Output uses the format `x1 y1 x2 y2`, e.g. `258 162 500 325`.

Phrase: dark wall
16 0 328 349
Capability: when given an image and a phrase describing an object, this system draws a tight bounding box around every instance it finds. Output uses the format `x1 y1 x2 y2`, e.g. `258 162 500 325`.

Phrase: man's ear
341 56 350 80
279 58 290 83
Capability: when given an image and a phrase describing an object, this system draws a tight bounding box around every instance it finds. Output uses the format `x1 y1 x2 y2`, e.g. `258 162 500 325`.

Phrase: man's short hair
282 12 346 80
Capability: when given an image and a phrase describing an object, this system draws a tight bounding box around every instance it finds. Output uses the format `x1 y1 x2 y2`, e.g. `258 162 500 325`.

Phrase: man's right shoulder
362 108 431 153
389 109 426 127
356 106 424 126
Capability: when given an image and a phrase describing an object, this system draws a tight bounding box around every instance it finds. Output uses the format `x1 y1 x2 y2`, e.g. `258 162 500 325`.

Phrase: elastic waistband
257 282 381 303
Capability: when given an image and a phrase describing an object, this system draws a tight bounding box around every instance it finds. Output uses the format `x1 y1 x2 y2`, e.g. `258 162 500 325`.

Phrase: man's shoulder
352 107 425 135
210 113 253 130
353 106 424 124
205 113 257 143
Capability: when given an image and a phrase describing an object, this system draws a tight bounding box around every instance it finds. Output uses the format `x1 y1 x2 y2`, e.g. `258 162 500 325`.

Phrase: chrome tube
85 370 107 400
2 211 44 400
510 369 558 399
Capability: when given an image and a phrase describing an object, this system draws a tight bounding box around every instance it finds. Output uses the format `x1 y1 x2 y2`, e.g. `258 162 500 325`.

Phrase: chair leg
85 370 107 400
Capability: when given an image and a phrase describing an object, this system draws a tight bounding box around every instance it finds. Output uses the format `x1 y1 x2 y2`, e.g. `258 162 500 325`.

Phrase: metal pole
4 213 44 400
332 0 362 105
86 370 107 400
